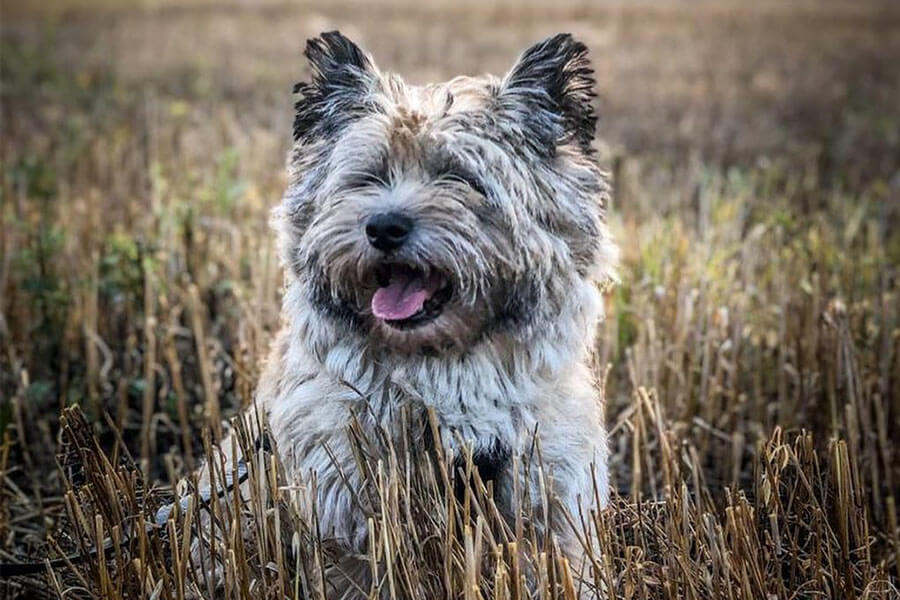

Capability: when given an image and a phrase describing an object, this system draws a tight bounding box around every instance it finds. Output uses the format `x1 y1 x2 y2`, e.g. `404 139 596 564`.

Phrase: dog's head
277 31 615 354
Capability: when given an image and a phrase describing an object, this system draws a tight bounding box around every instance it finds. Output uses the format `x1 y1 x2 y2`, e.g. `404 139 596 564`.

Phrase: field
1 0 899 598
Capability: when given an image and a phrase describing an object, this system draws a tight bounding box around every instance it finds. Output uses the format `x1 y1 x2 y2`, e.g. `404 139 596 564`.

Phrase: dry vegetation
2 0 899 598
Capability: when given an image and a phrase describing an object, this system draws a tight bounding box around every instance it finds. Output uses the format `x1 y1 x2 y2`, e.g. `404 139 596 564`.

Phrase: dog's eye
443 168 488 198
345 171 387 190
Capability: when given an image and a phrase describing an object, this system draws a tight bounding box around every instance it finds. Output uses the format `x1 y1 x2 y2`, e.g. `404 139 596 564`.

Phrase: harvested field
1 1 899 598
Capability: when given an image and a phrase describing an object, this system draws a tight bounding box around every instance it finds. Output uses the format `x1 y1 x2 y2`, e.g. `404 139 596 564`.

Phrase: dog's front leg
530 422 607 598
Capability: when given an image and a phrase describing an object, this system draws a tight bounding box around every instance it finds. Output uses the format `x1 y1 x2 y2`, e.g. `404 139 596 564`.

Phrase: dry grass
1 0 899 598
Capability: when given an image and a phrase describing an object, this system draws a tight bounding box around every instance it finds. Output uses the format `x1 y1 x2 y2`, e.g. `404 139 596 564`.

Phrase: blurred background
1 0 899 597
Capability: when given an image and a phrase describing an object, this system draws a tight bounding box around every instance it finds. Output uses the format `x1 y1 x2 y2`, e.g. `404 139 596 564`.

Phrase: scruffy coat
202 31 617 597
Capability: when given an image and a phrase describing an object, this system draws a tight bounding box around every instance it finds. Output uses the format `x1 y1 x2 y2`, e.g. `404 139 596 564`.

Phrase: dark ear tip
316 30 351 51
304 30 369 70
549 32 577 46
306 30 348 49
530 32 588 59
507 32 593 85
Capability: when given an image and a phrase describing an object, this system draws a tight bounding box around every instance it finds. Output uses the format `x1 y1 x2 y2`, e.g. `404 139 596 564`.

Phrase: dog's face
278 32 612 354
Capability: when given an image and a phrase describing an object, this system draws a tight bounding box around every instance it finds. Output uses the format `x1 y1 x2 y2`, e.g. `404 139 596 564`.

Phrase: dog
196 30 617 597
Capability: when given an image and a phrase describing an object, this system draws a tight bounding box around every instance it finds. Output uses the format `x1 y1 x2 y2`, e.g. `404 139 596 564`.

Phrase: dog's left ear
500 33 597 155
293 31 379 143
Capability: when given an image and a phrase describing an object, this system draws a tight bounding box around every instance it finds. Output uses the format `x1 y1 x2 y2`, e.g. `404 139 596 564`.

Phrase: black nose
365 212 413 251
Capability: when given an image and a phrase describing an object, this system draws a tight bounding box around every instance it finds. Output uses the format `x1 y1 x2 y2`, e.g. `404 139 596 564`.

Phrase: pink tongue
372 270 439 321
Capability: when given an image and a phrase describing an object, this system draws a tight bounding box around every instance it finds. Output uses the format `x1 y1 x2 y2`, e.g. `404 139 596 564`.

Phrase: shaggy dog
198 30 617 597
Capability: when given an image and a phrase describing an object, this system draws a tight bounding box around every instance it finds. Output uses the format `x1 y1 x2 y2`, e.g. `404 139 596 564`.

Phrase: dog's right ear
500 33 597 156
293 31 378 142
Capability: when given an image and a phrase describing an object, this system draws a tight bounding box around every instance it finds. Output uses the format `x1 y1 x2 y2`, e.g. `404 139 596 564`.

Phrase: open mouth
371 263 452 329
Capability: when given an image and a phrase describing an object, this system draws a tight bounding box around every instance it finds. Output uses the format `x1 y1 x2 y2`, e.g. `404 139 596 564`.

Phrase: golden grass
1 0 899 598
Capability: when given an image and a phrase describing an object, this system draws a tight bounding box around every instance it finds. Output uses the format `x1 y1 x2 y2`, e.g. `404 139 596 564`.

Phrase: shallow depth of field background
1 1 899 598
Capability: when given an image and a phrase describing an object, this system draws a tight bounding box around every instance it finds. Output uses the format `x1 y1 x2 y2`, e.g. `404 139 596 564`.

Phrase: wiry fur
205 31 617 598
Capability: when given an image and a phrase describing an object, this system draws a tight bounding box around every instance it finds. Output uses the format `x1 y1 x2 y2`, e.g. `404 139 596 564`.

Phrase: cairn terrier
198 30 617 596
